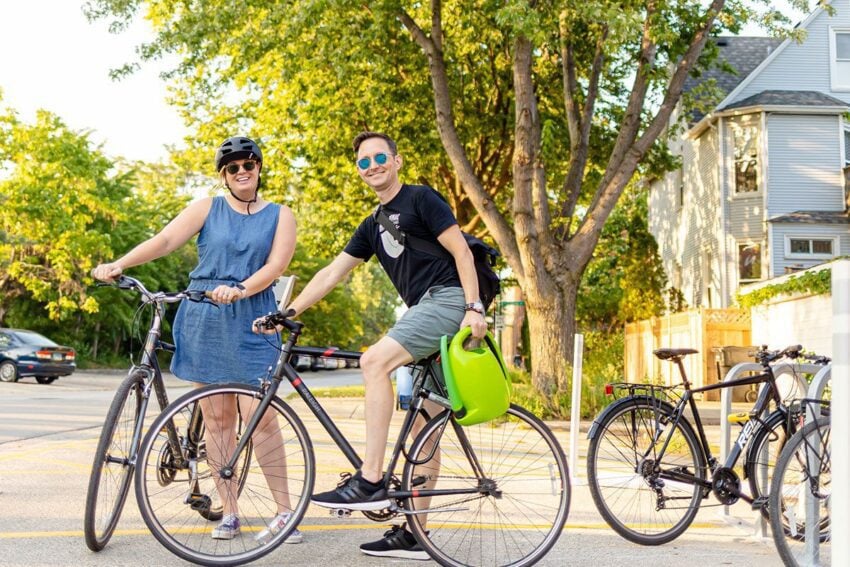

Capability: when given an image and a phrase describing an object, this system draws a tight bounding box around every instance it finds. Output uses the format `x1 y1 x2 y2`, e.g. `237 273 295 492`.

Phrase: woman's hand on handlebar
207 284 246 305
91 262 123 283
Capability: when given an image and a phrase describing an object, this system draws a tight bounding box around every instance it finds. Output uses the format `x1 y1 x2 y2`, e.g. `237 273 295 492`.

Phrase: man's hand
253 315 282 335
461 310 487 339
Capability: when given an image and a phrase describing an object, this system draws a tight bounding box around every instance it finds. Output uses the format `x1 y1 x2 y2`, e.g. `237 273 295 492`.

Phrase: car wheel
36 376 58 385
0 361 19 383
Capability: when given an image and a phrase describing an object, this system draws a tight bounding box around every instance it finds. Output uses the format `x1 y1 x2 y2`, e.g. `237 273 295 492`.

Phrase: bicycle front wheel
135 384 314 566
587 397 706 545
769 416 831 567
745 409 789 520
402 404 570 567
84 370 145 551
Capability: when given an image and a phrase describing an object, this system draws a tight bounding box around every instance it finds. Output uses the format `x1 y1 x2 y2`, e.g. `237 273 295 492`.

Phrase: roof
768 211 850 224
722 90 850 111
683 36 783 122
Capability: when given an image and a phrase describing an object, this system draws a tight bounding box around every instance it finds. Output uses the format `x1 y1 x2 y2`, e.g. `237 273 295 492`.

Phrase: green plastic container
440 328 511 426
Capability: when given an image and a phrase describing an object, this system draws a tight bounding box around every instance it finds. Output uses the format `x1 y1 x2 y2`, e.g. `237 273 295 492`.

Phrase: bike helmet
440 327 511 426
215 136 263 171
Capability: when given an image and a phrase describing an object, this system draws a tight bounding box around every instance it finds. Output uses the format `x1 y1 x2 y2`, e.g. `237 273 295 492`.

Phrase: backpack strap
375 206 452 261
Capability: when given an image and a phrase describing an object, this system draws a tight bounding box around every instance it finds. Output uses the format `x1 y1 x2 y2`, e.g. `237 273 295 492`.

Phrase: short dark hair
352 131 398 155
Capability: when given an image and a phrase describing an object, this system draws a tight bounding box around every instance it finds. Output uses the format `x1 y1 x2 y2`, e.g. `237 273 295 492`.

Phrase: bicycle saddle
653 348 698 361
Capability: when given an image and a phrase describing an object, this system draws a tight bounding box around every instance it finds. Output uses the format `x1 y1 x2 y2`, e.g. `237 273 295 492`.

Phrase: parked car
0 328 76 384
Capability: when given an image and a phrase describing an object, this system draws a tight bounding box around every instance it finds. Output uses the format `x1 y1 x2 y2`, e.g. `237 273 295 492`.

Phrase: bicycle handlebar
255 309 301 332
96 275 212 305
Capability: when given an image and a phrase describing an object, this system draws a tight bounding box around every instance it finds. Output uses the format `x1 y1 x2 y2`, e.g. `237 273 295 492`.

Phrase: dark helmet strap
224 175 261 215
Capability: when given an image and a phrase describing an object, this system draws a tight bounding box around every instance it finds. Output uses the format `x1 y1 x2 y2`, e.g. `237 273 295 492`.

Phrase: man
283 131 487 558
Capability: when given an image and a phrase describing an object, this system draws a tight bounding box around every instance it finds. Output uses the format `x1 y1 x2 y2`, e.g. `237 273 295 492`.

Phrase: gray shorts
388 286 466 363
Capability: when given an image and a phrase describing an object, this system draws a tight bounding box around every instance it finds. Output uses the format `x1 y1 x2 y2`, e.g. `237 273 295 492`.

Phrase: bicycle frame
648 358 788 504
219 325 483 506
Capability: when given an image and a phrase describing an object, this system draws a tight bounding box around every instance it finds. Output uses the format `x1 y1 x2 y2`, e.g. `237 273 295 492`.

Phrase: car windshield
13 330 58 347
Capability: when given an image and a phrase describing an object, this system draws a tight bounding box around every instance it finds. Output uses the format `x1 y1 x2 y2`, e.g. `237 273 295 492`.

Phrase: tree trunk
524 279 577 400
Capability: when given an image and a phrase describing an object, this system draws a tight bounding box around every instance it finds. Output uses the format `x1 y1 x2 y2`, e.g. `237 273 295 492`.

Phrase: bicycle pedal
751 496 768 511
329 508 352 518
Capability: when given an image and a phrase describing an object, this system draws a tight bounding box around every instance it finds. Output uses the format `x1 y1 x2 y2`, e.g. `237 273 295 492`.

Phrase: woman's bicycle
586 344 812 545
769 398 831 566
83 276 252 550
132 309 571 566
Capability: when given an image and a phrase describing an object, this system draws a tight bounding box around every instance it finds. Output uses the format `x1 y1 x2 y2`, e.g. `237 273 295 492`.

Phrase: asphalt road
0 369 788 566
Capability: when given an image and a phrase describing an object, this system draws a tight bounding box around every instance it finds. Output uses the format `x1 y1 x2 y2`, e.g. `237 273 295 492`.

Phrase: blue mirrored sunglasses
357 152 390 170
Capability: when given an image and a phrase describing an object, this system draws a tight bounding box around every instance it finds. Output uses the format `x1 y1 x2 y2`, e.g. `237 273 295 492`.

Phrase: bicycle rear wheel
587 397 705 545
84 370 145 551
402 404 570 567
769 416 831 567
135 384 314 566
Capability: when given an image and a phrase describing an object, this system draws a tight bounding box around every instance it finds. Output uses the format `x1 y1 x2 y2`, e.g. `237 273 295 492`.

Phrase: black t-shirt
344 184 461 307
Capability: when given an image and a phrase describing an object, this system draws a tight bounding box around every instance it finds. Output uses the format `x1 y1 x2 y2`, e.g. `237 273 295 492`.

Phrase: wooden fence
624 309 751 399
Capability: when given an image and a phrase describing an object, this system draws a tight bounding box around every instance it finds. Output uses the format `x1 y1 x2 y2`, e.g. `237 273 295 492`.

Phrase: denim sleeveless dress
171 196 282 384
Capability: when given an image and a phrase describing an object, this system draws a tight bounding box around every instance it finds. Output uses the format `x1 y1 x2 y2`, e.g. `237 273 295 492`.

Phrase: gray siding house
649 1 850 308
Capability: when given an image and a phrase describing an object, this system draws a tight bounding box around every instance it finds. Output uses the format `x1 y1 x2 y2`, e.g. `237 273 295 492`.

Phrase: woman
92 135 301 543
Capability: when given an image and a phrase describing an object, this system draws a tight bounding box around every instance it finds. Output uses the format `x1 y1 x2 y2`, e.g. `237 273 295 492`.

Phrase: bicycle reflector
440 328 511 426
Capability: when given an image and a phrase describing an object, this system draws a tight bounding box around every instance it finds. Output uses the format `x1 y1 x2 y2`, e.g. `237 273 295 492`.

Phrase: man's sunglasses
224 160 259 175
357 153 391 170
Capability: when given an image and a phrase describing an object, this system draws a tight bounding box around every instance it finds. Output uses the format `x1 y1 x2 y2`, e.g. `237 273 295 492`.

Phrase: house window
732 123 758 194
738 243 762 281
844 127 850 165
830 28 850 90
785 236 839 260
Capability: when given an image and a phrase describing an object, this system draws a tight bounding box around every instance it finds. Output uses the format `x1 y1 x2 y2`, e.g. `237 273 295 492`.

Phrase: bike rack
718 361 819 537
799 364 831 564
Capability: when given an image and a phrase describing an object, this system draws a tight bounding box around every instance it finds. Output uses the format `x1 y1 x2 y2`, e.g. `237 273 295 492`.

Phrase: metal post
832 260 850 565
569 333 584 484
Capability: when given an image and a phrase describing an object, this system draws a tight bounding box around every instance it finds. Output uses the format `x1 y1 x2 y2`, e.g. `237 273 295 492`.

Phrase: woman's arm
92 198 213 281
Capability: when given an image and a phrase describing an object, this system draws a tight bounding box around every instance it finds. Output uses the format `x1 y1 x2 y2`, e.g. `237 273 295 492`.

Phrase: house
649 2 850 309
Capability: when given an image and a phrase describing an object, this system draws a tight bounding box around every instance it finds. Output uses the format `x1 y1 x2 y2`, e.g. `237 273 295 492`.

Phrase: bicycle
769 399 831 566
83 275 251 551
586 344 809 545
133 309 571 566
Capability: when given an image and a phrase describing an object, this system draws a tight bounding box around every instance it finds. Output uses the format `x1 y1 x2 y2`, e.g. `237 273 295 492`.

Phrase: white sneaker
211 514 240 540
255 512 303 545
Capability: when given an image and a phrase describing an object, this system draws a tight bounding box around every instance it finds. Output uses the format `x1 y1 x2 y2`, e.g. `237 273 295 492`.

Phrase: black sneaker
311 471 391 511
359 524 429 560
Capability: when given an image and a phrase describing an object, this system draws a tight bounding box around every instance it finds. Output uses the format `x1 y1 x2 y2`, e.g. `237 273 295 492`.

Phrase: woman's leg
198 390 239 516
238 395 292 513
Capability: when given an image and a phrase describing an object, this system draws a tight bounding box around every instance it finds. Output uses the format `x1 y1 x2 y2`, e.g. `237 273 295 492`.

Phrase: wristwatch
233 283 247 297
465 301 485 314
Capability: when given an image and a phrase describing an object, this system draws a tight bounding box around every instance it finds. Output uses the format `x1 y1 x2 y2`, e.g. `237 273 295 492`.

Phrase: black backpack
375 206 501 310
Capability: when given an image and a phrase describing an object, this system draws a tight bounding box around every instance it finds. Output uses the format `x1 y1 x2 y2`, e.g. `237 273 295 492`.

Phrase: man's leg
358 336 414 483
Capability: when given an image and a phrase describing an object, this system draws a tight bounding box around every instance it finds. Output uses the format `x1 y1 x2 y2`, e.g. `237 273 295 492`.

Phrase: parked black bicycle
769 398 831 566
83 276 252 551
133 309 571 566
586 344 811 545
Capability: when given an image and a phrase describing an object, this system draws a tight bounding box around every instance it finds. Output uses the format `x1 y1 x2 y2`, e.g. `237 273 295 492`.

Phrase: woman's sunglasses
357 153 391 170
224 160 259 175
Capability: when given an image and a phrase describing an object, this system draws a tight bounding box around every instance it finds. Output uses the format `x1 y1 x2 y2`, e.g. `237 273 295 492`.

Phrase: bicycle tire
769 416 831 567
744 409 789 521
587 396 706 545
402 404 570 567
135 383 314 566
83 370 145 551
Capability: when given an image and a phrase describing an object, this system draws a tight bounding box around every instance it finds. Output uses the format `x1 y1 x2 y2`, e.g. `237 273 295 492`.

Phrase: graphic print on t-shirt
379 212 404 258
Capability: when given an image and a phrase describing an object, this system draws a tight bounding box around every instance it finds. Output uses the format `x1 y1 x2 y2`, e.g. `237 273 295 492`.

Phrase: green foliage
578 185 668 331
736 266 832 308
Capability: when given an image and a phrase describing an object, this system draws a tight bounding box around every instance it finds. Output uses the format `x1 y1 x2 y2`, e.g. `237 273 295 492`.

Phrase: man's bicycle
586 344 812 545
83 276 251 550
132 309 571 566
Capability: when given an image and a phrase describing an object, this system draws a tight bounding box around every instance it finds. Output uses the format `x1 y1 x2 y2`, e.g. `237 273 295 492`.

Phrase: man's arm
286 252 364 316
437 225 487 339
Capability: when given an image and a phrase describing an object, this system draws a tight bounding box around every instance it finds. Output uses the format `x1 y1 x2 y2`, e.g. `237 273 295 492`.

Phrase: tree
86 0 817 395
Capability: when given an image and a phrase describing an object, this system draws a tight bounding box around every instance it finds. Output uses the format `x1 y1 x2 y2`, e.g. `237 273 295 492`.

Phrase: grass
285 385 366 400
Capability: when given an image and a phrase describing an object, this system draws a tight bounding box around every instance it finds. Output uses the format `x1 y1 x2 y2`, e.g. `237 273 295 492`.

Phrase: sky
0 1 808 166
0 0 186 163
